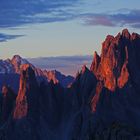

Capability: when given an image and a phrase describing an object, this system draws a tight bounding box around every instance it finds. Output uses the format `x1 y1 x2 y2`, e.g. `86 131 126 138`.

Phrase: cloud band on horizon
82 9 140 28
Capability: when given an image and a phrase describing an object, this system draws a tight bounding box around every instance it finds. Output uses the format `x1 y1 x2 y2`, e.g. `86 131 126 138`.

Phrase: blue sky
0 0 140 73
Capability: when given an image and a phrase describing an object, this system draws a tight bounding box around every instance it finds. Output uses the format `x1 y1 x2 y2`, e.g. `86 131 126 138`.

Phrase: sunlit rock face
90 29 140 92
89 29 140 139
43 70 59 84
11 55 29 74
90 29 140 116
13 64 39 119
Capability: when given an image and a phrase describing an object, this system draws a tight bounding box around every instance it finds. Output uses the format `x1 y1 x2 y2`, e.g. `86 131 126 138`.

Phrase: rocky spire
44 70 59 84
122 28 130 39
90 29 133 91
90 51 101 77
13 64 39 119
81 65 87 74
11 55 29 73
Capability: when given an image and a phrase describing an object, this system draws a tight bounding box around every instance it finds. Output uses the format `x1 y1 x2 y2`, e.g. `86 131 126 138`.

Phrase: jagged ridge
0 55 74 89
90 29 140 91
0 29 140 140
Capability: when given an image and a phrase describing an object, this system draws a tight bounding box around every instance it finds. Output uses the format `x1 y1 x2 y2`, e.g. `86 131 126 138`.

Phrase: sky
28 55 93 75
0 0 140 75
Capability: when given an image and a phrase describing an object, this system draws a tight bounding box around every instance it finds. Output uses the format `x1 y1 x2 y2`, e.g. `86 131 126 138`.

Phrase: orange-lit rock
13 64 39 119
13 64 30 119
90 51 100 75
91 82 103 112
44 70 59 84
90 29 131 91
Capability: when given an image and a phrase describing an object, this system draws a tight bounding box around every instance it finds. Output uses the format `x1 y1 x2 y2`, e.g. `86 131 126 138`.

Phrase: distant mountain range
0 29 140 140
0 55 74 91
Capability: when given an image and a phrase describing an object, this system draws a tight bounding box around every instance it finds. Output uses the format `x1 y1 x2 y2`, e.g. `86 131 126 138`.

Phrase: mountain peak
106 35 114 41
90 29 140 91
122 28 130 39
11 55 29 73
12 55 22 60
81 65 88 74
45 70 59 84
131 32 140 40
11 55 28 64
90 51 100 75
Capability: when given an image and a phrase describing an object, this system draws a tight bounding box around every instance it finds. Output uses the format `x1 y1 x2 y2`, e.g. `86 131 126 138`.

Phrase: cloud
0 0 79 28
1 1 139 29
1 0 140 34
27 55 93 76
82 9 140 28
0 33 24 42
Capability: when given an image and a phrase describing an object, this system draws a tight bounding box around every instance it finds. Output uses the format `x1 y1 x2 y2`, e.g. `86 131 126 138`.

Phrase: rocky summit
0 29 140 140
90 29 140 91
